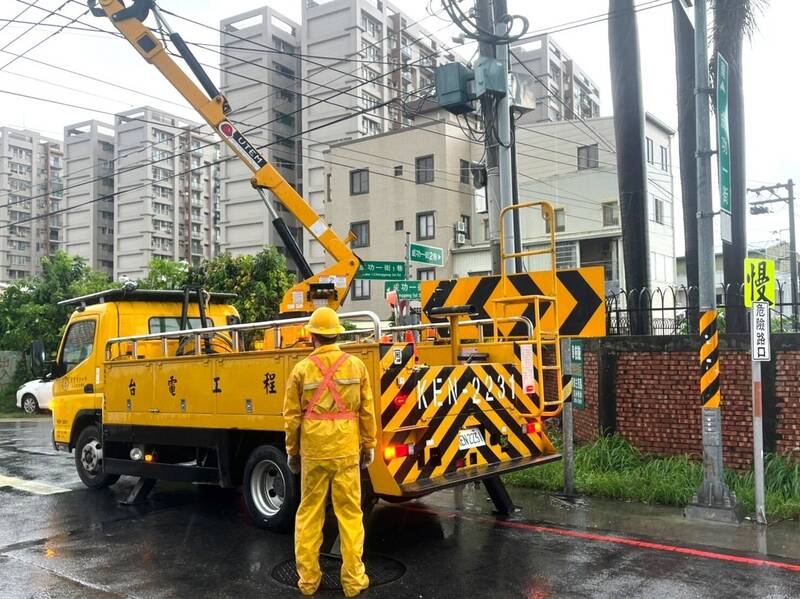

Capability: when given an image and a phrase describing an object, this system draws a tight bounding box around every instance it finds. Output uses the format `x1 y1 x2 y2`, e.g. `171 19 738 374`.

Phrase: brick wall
573 335 800 470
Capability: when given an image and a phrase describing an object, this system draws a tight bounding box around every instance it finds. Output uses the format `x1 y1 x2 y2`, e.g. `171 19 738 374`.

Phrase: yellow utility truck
37 0 603 532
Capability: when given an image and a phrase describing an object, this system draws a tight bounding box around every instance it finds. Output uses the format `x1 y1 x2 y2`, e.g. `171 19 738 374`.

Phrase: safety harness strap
303 353 357 421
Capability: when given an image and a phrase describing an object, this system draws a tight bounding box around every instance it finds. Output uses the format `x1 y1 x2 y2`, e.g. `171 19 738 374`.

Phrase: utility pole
748 180 797 312
493 0 515 275
686 0 741 523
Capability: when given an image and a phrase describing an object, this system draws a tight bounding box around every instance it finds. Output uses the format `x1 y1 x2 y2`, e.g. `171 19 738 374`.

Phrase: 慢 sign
744 258 775 307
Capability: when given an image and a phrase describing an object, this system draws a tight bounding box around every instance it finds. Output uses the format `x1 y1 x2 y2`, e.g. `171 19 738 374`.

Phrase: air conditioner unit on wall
455 231 466 245
455 220 466 233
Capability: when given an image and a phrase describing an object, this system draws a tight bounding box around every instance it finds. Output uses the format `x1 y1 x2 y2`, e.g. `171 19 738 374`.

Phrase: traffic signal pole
685 0 742 523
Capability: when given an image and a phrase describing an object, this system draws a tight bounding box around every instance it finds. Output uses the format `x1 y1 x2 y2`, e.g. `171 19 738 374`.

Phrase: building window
350 220 370 248
602 201 619 226
660 145 669 172
651 195 672 226
577 144 599 170
394 165 403 177
275 135 295 149
349 169 369 195
274 63 295 79
394 219 404 231
555 242 577 269
274 111 295 127
646 137 654 164
351 279 370 300
545 208 565 233
417 268 436 281
416 211 435 240
460 214 471 239
361 117 382 136
415 155 434 184
460 159 470 184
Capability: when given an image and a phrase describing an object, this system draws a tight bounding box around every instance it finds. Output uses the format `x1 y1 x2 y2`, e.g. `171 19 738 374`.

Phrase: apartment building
324 109 479 317
63 120 115 276
0 126 64 283
113 107 220 280
219 6 304 273
453 113 678 292
301 0 457 272
511 34 601 123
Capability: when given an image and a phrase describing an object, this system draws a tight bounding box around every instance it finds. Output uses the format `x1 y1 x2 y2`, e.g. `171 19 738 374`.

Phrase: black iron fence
606 282 800 335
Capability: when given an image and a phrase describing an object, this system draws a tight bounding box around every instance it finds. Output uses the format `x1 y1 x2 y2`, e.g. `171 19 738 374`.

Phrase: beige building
324 109 479 317
113 107 220 280
0 126 64 283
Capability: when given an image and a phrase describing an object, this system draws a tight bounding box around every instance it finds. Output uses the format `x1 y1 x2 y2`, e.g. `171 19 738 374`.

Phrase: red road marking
396 504 800 573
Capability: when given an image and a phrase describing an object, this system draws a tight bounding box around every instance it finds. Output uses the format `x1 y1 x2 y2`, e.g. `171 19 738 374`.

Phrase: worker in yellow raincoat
284 307 377 597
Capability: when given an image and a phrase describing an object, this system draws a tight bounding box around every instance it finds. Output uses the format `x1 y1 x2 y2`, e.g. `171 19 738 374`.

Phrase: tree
711 0 769 332
140 248 294 324
0 252 113 355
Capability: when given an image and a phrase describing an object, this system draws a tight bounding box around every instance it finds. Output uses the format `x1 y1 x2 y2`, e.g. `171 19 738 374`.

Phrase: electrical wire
0 0 43 36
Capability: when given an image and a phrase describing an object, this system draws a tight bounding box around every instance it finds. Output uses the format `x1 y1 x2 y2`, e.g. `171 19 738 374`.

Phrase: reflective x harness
303 353 357 421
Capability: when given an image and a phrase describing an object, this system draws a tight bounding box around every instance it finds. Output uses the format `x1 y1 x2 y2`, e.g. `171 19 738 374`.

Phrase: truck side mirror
31 340 46 374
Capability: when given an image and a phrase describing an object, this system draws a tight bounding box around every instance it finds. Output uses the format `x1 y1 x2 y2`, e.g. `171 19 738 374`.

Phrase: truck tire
75 425 120 489
243 445 299 533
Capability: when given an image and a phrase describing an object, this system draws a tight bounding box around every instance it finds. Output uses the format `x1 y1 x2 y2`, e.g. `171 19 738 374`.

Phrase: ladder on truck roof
494 201 565 419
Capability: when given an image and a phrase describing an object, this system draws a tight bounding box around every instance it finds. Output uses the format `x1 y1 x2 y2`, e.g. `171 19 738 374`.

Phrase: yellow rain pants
284 344 376 596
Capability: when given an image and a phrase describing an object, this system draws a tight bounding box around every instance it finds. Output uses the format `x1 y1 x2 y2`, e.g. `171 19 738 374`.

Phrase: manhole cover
272 553 405 590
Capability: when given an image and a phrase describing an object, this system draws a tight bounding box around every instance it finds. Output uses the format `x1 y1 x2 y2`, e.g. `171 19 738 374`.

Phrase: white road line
0 475 70 495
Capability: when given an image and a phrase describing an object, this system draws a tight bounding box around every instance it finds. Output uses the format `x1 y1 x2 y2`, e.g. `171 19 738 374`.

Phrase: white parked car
15 379 53 414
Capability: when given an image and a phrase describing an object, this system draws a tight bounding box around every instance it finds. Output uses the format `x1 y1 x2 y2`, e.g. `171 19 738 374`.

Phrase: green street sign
716 53 732 243
570 340 585 409
357 260 406 280
385 280 421 300
410 242 444 266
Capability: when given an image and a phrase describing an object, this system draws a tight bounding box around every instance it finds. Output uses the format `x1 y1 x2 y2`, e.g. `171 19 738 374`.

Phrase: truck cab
50 288 238 458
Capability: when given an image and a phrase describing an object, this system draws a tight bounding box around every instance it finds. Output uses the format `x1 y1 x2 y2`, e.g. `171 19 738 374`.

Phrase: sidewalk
421 484 800 563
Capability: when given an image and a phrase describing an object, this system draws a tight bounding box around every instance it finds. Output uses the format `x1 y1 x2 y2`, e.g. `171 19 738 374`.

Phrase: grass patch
504 434 800 520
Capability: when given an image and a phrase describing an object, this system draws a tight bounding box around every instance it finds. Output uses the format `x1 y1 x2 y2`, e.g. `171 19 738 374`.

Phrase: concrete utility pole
476 0 516 275
748 180 797 312
686 0 741 523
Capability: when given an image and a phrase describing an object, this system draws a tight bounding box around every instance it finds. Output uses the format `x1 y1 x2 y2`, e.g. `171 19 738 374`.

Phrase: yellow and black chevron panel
421 267 606 338
380 361 548 487
699 309 720 408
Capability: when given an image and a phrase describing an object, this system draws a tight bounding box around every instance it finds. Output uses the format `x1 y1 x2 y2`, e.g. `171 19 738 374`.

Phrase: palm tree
711 0 769 332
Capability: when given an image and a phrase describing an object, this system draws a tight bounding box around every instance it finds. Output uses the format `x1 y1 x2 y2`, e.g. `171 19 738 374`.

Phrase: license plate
458 427 486 450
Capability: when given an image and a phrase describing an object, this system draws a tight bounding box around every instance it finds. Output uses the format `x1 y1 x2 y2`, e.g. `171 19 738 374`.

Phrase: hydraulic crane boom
88 0 359 315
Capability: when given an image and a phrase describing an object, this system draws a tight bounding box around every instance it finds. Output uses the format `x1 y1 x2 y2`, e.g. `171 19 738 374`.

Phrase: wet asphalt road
1 420 799 599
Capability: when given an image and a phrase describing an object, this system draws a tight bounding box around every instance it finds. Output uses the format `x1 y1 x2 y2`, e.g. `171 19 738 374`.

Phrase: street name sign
717 53 732 244
744 258 775 307
409 243 444 266
357 260 406 280
385 280 421 300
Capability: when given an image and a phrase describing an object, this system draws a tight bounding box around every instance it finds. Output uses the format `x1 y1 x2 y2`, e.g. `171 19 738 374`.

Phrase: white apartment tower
301 0 454 272
63 120 116 275
219 7 304 274
511 34 601 123
113 107 220 280
0 126 64 283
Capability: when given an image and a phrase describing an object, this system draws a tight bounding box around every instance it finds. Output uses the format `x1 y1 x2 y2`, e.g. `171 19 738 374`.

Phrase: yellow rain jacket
284 344 377 597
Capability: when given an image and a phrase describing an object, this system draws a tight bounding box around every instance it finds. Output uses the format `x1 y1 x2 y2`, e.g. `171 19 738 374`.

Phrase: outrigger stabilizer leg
483 476 517 516
119 477 156 506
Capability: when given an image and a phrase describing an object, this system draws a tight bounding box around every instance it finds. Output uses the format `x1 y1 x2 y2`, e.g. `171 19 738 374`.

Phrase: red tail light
383 443 414 461
524 421 543 434
393 393 408 407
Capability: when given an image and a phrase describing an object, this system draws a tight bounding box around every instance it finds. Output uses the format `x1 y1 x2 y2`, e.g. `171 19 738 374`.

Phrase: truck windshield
149 317 214 334
61 320 96 374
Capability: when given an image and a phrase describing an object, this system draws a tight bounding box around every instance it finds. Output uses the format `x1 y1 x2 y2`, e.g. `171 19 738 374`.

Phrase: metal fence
606 282 799 335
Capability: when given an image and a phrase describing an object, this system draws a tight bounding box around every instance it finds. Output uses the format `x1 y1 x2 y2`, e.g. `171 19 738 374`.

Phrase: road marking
397 505 800 573
0 475 70 495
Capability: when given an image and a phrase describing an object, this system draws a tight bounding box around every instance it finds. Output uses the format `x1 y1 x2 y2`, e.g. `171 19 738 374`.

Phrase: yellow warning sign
744 258 776 307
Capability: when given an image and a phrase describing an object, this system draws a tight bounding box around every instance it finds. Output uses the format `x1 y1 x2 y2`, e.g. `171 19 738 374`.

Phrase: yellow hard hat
307 306 345 336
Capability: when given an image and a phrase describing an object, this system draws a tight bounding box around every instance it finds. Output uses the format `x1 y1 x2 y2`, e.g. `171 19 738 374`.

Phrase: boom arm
89 0 359 315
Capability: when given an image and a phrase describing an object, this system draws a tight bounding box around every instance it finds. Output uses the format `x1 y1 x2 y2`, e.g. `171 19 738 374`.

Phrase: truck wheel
75 425 120 489
243 445 299 533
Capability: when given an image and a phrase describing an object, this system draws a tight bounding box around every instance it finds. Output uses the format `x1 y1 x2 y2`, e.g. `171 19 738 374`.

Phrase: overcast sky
0 0 796 251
